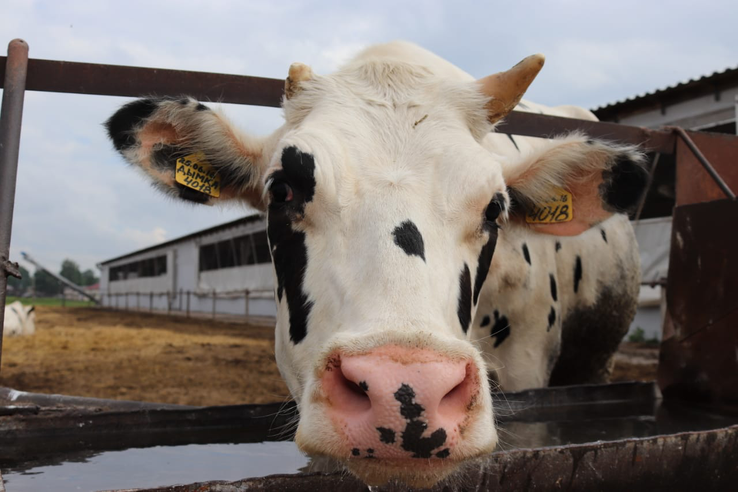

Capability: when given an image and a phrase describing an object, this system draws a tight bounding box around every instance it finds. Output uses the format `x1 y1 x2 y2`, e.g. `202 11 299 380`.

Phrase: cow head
105 42 646 487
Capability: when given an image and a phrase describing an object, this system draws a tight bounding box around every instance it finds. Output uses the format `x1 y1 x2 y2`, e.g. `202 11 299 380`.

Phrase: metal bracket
1 256 21 279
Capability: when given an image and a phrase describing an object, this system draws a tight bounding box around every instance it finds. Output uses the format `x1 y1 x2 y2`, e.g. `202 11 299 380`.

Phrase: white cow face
106 42 645 487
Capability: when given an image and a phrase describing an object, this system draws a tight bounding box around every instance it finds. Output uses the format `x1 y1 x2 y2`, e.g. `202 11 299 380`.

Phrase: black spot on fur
436 448 451 458
574 256 583 294
351 448 360 456
359 381 368 392
105 98 159 151
457 264 472 333
178 98 189 105
556 241 562 252
394 384 447 458
151 144 185 170
547 306 556 331
473 228 498 305
601 229 608 243
377 427 396 444
281 146 317 204
491 310 511 348
522 243 531 265
549 274 558 301
195 103 209 111
392 220 425 261
267 213 313 344
177 185 210 204
480 315 491 327
505 133 520 151
601 154 648 212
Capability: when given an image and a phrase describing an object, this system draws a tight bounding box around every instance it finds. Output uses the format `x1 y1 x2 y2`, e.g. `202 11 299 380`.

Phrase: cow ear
105 97 274 211
502 134 648 236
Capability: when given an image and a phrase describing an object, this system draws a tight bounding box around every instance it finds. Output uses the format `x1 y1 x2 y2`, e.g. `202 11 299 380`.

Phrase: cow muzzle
298 344 495 486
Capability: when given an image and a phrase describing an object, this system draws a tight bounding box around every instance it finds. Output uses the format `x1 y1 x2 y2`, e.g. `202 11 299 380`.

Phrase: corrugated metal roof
98 213 264 266
593 65 738 113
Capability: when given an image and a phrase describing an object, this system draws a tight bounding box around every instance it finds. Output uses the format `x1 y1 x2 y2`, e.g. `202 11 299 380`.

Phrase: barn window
199 231 271 272
109 255 168 281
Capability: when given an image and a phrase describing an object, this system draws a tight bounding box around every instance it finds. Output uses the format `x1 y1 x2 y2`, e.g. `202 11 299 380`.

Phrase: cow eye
485 200 502 224
269 181 293 203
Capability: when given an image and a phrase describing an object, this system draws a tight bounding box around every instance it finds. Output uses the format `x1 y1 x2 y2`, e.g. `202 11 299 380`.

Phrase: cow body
105 41 646 487
3 301 36 337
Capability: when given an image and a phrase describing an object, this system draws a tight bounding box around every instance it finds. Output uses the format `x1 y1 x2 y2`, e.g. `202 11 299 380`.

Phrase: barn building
594 65 738 341
98 214 277 318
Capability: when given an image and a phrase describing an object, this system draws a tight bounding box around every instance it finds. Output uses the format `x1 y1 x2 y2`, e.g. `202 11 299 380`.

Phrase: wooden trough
2 39 738 490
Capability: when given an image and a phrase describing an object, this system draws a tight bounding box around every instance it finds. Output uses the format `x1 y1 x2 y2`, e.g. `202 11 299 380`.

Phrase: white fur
3 301 36 337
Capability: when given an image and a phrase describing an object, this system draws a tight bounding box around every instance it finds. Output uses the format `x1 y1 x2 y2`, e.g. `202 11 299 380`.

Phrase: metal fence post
167 291 171 315
149 292 153 311
245 289 250 317
137 292 140 310
186 290 190 318
0 39 29 370
212 289 216 320
179 288 183 311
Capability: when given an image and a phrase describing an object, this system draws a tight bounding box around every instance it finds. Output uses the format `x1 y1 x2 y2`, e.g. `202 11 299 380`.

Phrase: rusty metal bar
634 153 661 222
670 126 736 200
0 55 678 153
0 39 29 371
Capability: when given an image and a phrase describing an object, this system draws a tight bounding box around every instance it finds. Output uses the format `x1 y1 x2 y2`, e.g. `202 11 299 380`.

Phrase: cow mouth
344 455 468 488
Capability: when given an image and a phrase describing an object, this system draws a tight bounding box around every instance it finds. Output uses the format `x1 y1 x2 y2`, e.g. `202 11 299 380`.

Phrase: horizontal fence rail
0 55 677 154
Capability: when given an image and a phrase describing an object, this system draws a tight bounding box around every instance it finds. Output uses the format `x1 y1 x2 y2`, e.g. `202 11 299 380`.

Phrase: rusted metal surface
670 126 736 200
675 130 738 206
0 55 677 153
116 424 738 492
0 39 29 367
659 199 738 405
0 56 285 108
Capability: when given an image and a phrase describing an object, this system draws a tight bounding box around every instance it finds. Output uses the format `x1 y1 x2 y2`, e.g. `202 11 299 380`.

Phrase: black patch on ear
377 427 396 444
480 315 491 327
574 256 583 294
359 381 369 392
549 274 558 301
601 155 648 212
393 220 425 261
281 146 317 204
394 384 447 458
505 133 520 151
473 229 498 305
547 306 556 331
522 243 531 265
151 144 185 171
600 229 608 243
555 241 562 252
267 212 313 344
436 448 450 458
177 184 210 203
491 310 510 348
457 264 472 333
196 103 209 111
105 98 159 151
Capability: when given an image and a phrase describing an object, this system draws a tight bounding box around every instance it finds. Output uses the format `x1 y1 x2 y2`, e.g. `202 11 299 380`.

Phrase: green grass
5 296 96 308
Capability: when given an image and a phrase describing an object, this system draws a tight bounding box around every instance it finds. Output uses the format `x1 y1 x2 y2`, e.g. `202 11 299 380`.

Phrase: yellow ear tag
175 152 221 198
525 187 573 224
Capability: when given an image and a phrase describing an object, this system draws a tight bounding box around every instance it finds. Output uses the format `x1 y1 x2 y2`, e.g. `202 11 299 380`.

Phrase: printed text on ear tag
175 152 221 198
525 187 573 224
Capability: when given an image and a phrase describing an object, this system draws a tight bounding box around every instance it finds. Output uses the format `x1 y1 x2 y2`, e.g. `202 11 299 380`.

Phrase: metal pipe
670 126 736 200
21 252 98 303
0 39 29 371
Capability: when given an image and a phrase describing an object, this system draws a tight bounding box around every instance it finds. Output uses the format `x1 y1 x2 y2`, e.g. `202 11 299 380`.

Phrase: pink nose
321 345 479 461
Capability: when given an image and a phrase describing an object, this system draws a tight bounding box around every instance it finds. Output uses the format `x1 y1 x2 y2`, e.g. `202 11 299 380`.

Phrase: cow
3 301 36 337
104 41 646 487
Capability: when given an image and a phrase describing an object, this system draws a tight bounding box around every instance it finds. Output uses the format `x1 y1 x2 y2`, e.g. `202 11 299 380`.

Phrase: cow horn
285 62 314 99
478 54 545 123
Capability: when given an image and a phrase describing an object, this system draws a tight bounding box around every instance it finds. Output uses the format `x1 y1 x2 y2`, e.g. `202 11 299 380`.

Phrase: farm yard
0 305 655 406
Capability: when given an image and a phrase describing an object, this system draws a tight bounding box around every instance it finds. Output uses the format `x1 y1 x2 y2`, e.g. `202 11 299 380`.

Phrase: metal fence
100 288 275 321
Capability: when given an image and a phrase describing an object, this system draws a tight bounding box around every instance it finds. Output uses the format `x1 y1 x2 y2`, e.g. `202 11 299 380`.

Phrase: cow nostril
439 363 475 417
324 360 371 413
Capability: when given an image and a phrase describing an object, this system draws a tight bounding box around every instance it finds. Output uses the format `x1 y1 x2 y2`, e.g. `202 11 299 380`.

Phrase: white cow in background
3 301 36 337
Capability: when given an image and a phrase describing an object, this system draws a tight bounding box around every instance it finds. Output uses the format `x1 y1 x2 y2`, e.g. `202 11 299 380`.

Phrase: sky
2 0 736 274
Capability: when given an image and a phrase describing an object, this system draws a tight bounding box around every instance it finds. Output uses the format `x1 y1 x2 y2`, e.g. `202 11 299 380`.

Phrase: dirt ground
0 307 658 406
